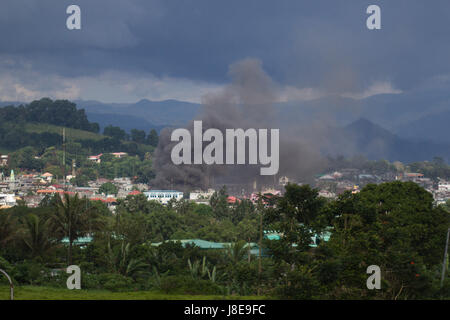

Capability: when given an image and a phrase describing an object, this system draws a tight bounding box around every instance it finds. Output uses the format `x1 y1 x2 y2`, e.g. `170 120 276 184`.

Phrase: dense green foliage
147 129 159 147
0 98 99 133
408 157 450 180
0 285 264 300
99 182 119 196
0 99 159 170
325 155 399 174
0 122 62 152
0 143 155 183
0 181 449 299
325 155 450 181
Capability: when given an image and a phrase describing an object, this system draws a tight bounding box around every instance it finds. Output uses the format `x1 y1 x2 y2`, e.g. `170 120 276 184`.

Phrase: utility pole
440 227 450 288
257 194 263 296
72 159 76 177
62 128 66 190
248 237 251 263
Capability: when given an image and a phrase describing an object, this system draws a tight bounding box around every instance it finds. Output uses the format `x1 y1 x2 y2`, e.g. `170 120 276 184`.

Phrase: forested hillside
0 99 158 183
0 98 99 133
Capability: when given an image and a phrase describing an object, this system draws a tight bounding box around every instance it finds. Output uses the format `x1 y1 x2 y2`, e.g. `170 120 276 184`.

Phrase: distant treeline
0 98 100 133
0 98 159 148
325 154 450 180
0 124 62 150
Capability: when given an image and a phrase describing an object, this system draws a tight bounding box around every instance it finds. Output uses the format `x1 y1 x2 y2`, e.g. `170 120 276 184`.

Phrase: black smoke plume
151 58 328 193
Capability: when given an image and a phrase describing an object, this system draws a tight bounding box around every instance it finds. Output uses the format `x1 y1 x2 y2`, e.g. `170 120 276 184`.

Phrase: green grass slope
24 123 104 141
0 285 266 300
2 121 154 154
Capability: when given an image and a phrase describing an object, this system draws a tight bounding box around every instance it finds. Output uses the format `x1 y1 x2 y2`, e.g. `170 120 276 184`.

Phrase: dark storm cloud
1 0 450 91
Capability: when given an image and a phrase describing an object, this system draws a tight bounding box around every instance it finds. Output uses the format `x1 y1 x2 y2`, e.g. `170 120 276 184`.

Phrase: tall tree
103 125 126 141
99 182 118 196
20 214 55 260
210 186 229 219
265 183 326 265
147 129 159 147
107 241 148 277
0 212 18 250
326 181 450 299
130 129 146 144
49 194 104 265
225 240 248 265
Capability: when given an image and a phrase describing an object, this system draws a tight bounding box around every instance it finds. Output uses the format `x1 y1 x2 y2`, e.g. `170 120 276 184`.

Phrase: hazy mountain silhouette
333 118 450 162
76 99 200 128
395 110 450 144
1 91 449 163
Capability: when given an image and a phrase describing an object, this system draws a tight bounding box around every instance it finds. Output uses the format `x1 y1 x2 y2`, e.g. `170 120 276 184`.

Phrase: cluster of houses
0 171 147 210
87 152 128 164
434 179 450 205
314 169 449 205
0 160 449 211
0 167 288 211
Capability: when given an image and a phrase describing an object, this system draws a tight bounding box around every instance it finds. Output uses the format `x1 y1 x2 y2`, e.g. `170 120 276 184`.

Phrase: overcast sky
1 0 450 103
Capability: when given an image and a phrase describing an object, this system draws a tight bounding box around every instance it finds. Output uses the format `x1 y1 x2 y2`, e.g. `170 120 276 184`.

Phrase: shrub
13 261 48 286
98 273 135 292
0 256 15 285
159 275 222 295
81 273 101 290
275 266 321 299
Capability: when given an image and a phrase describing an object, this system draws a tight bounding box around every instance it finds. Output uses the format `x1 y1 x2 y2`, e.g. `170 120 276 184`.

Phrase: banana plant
188 256 221 283
107 241 148 278
207 265 217 283
150 265 168 289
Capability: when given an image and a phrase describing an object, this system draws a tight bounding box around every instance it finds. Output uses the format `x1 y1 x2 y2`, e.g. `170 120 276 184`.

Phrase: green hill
24 122 104 141
0 121 153 156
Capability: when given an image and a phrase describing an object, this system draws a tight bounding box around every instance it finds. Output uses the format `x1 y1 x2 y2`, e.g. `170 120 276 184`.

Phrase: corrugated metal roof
151 239 258 250
61 236 93 244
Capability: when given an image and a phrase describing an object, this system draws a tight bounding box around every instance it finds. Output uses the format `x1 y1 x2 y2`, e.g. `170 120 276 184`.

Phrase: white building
189 189 215 202
318 190 337 199
88 154 102 164
0 193 17 208
438 181 450 192
111 152 128 158
143 190 183 204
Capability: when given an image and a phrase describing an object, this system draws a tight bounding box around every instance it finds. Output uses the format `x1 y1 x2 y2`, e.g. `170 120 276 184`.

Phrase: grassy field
24 123 104 141
0 285 267 300
8 122 154 154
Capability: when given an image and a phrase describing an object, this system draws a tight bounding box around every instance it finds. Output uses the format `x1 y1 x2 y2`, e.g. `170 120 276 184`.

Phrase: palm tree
107 241 148 278
20 214 55 259
49 193 103 265
0 212 18 249
225 240 248 265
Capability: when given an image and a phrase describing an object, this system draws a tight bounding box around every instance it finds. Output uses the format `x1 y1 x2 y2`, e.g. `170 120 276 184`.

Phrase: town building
111 152 128 158
0 155 9 167
0 193 17 208
88 154 103 164
189 189 215 204
143 190 183 204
